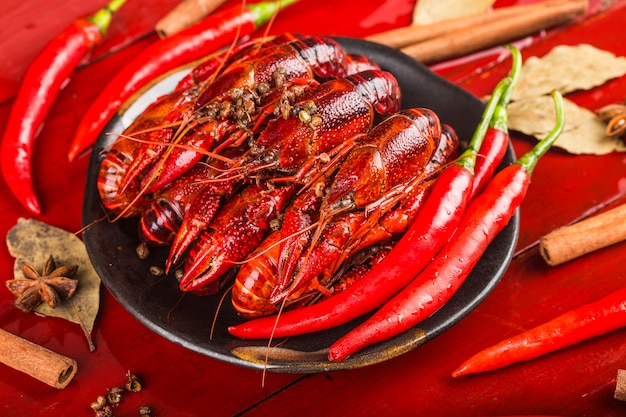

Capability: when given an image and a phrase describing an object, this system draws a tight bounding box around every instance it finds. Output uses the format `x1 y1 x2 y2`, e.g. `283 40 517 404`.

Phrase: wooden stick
0 328 77 389
539 202 626 266
367 0 575 49
398 0 587 64
155 0 227 38
616 369 626 401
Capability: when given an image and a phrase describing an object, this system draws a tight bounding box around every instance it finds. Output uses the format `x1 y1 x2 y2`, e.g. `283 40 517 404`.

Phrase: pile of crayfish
97 33 461 318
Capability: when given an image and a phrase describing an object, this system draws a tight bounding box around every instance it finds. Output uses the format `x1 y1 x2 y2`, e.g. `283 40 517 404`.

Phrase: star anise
6 255 78 312
596 101 626 138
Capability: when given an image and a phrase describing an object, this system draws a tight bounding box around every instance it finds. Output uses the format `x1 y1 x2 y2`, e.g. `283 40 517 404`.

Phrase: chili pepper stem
249 0 299 23
464 44 520 168
460 76 511 171
517 90 565 175
471 45 520 197
489 46 521 133
90 0 127 33
501 44 522 105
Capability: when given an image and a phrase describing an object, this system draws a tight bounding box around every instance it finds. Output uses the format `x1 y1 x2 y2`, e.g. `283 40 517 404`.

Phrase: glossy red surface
1 0 626 416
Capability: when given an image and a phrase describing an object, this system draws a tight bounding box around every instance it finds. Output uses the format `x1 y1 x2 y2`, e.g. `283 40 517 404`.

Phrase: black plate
82 37 518 373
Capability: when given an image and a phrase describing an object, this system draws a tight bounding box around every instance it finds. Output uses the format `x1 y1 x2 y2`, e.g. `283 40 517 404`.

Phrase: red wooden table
2 0 626 416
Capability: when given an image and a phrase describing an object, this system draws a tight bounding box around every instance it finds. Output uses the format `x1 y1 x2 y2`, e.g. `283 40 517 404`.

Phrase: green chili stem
489 104 508 132
516 90 565 175
500 44 522 106
249 0 300 27
457 76 510 171
89 0 127 34
461 44 523 171
489 45 522 132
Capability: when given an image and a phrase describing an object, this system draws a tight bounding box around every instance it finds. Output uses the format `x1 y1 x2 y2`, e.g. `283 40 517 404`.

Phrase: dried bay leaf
6 218 101 351
512 44 626 101
507 44 626 155
412 0 495 25
508 96 626 155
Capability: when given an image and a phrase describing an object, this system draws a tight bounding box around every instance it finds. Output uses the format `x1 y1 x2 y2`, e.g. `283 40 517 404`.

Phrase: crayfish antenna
210 284 233 341
263 295 290 388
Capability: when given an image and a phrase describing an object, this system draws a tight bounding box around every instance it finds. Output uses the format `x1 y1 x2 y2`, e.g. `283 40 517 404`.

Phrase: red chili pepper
471 105 509 197
452 287 626 377
67 0 298 162
0 0 126 215
327 90 565 362
228 57 519 340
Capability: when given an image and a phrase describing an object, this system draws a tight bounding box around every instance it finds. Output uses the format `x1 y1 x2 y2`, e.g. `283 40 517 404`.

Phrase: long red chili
228 61 518 340
67 0 297 162
452 287 626 377
328 90 565 362
0 0 126 215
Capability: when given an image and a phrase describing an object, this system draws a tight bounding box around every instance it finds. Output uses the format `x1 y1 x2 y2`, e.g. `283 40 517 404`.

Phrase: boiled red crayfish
174 69 402 290
96 32 460 319
141 61 386 254
99 35 355 217
271 107 444 301
98 86 186 218
231 121 460 317
101 35 382 246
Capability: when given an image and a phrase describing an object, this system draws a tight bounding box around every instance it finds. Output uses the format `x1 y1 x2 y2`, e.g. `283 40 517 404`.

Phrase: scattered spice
6 255 78 312
174 268 184 282
125 370 143 392
136 242 150 260
106 386 125 406
539 202 626 266
90 371 146 416
139 405 152 415
149 266 165 277
90 395 107 412
6 218 101 351
596 100 626 138
155 0 228 38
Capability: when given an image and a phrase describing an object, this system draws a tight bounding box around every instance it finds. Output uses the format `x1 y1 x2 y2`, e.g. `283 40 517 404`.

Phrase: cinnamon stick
155 0 227 38
366 0 577 49
539 202 626 266
0 328 77 389
616 369 626 401
398 0 587 64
